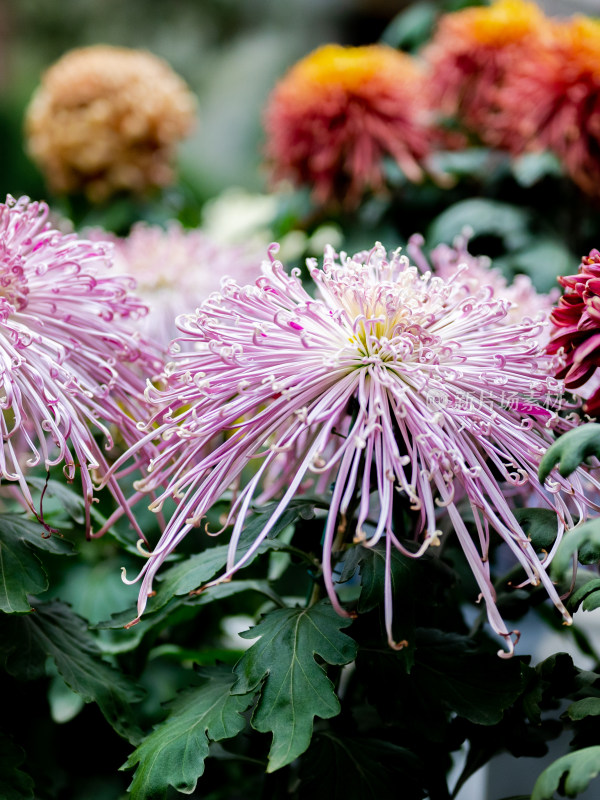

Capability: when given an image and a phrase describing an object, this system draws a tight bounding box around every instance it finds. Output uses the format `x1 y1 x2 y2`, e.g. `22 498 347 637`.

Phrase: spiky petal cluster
407 233 559 343
548 249 600 416
264 44 432 208
493 16 600 194
25 45 196 202
0 195 161 533
423 0 550 145
114 241 597 656
88 222 264 348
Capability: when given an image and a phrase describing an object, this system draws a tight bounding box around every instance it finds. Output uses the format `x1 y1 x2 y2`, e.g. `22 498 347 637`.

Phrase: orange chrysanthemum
25 45 196 202
424 0 551 144
263 44 432 208
496 16 600 194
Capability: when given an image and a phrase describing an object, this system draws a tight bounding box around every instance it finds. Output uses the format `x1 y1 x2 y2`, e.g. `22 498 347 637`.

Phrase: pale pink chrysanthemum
113 242 596 656
0 195 161 535
407 233 560 345
87 222 264 349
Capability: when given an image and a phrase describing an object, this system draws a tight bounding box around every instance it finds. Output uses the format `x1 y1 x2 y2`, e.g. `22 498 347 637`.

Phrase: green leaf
0 600 143 742
511 151 563 187
233 600 358 771
566 698 600 721
0 513 75 612
96 579 282 656
539 424 600 484
0 733 34 800
147 500 314 613
428 148 507 181
531 746 600 799
341 542 418 667
380 1 437 51
513 508 559 553
299 733 424 800
568 578 600 613
551 519 600 577
123 665 254 799
504 239 575 294
414 629 527 725
427 198 530 250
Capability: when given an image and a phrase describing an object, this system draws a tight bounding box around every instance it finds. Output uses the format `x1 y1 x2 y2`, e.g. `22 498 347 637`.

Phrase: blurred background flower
24 45 196 203
264 43 432 207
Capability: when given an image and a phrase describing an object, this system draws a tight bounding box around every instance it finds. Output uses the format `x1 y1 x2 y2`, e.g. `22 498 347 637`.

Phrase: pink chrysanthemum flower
0 195 161 534
423 0 551 146
263 44 433 208
407 233 560 344
87 222 264 348
115 242 596 656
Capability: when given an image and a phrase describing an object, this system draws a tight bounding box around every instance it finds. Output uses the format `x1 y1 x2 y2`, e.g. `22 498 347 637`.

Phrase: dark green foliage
539 424 600 483
0 734 35 800
0 600 144 742
233 601 358 771
0 514 74 613
123 666 254 798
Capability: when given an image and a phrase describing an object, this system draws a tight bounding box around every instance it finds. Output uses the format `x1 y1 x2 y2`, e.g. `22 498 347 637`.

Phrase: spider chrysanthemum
263 44 432 208
0 195 161 533
25 45 196 202
117 242 593 656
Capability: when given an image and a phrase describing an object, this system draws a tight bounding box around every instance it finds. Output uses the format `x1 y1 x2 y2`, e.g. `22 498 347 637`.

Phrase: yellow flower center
287 44 419 93
465 0 545 47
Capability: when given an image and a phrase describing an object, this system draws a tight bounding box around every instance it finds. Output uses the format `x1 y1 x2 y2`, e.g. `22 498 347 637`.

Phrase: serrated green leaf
299 733 424 800
0 514 75 613
414 629 527 725
539 424 600 484
0 733 34 800
147 501 313 613
513 508 559 553
123 665 254 799
551 519 600 577
233 600 357 771
566 698 600 721
96 579 279 656
531 746 600 799
0 600 143 742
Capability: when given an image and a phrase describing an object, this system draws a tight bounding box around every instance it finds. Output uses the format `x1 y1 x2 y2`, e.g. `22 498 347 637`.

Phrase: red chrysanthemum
263 44 433 208
496 16 600 194
548 249 600 416
423 0 551 147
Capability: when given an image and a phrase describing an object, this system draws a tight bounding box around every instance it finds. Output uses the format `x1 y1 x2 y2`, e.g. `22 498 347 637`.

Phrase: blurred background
0 0 592 206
